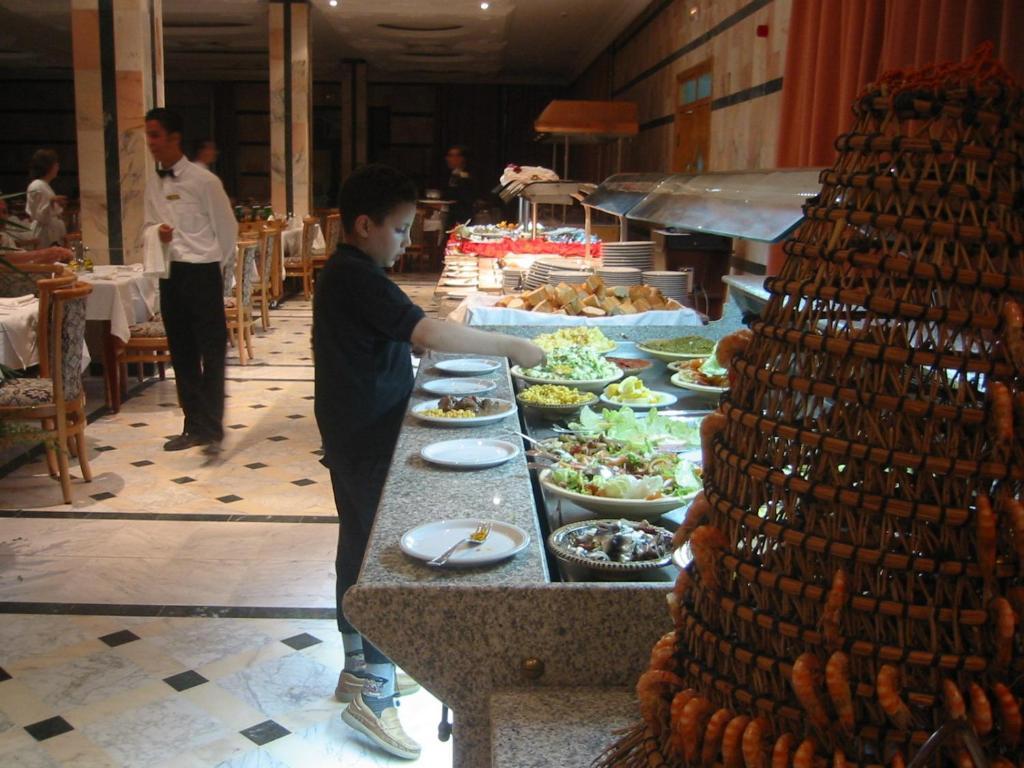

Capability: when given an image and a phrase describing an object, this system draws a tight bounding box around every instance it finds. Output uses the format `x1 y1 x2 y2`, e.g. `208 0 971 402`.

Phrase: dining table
0 293 91 373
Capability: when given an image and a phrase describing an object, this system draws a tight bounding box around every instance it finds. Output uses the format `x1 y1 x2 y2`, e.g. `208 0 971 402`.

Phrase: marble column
269 1 312 220
340 60 368 182
71 0 164 266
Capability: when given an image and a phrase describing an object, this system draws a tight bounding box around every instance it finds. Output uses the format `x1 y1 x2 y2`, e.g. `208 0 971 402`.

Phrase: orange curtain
768 0 1024 274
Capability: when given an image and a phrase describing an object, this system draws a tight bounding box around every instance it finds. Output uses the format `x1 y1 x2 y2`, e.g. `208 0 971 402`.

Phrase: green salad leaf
572 406 700 450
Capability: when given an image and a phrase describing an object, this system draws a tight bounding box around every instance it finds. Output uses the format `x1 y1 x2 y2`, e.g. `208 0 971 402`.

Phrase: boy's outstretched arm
410 318 545 369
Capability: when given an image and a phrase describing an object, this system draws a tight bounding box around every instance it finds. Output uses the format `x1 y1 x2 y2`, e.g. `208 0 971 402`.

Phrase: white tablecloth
281 223 325 258
447 292 703 327
84 265 159 343
0 295 91 372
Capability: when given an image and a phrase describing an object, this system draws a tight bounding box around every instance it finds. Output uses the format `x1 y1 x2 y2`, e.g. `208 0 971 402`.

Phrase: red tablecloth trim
449 237 600 258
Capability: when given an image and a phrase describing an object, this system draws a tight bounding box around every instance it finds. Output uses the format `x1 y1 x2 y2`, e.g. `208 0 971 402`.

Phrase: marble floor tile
17 649 153 710
148 619 277 670
213 747 292 768
81 696 227 768
0 615 96 664
214 651 335 719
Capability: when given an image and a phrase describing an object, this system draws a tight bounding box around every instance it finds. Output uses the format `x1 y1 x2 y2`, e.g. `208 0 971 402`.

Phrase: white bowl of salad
511 345 623 393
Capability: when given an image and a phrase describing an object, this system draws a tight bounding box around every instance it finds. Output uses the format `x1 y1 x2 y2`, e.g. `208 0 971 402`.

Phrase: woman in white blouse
26 149 67 247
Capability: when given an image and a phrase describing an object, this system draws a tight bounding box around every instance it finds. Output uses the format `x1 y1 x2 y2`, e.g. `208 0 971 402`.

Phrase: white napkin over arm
142 225 170 278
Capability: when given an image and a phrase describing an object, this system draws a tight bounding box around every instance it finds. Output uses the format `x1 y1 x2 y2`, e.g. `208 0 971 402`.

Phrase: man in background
144 109 236 455
191 139 219 172
443 145 475 233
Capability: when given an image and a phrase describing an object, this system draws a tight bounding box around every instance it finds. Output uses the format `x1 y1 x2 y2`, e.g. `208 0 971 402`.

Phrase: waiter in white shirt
144 108 238 454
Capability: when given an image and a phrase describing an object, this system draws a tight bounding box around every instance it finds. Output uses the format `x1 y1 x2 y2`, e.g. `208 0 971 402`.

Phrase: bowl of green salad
636 335 715 362
511 345 623 393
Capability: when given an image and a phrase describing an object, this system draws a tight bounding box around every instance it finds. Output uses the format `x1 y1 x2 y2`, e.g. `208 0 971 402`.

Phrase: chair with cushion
284 216 316 300
109 314 171 413
252 225 280 331
0 261 70 298
312 211 340 287
225 240 256 365
0 281 93 503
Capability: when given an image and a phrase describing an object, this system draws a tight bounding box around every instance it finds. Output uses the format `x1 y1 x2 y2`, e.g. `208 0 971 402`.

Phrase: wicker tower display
598 46 1024 768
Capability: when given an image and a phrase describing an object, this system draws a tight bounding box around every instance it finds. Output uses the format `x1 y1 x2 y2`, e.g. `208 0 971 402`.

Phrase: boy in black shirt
314 165 542 760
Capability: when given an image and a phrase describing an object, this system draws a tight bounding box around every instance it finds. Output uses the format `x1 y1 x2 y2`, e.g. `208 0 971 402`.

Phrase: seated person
0 198 71 265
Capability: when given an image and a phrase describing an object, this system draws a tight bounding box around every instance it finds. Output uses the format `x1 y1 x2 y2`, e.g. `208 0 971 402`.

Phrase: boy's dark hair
145 108 185 140
338 164 417 234
29 149 59 180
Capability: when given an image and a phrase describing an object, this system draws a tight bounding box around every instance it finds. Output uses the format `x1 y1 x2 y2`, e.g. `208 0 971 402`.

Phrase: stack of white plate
548 269 592 286
600 241 655 271
642 270 693 302
524 257 574 290
597 266 643 287
502 268 525 294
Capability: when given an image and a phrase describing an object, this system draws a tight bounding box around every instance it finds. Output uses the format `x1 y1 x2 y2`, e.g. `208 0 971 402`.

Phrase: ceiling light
329 0 338 6
689 6 698 15
480 2 490 9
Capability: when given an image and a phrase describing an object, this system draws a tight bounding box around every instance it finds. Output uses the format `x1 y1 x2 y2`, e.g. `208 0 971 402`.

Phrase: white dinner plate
538 470 694 519
669 371 729 396
420 438 520 469
435 358 502 376
421 378 497 397
600 390 678 409
411 398 517 426
400 518 531 567
442 279 477 287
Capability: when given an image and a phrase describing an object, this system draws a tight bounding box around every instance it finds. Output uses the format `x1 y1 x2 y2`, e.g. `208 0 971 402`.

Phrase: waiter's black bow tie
156 166 175 179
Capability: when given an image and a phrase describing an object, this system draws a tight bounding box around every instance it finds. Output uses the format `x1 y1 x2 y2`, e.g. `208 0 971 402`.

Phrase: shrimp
822 568 848 650
832 748 848 768
876 664 912 730
977 495 997 583
792 738 817 768
668 688 697 756
890 753 906 768
769 732 794 768
741 717 769 768
951 751 973 768
722 715 751 768
650 631 677 672
990 381 1014 447
681 696 713 763
666 592 683 628
690 525 728 592
943 679 966 720
715 329 753 368
992 682 1021 747
701 708 733 767
968 682 992 736
636 670 685 737
825 651 855 732
1003 299 1024 373
990 596 1017 669
674 492 711 549
1006 497 1024 564
791 652 829 729
701 411 728 470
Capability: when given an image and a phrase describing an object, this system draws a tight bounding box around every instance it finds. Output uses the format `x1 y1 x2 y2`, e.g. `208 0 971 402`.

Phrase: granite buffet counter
345 317 740 768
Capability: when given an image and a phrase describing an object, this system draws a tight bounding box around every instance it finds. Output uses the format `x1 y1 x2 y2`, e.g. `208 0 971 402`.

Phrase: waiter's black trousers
160 261 227 441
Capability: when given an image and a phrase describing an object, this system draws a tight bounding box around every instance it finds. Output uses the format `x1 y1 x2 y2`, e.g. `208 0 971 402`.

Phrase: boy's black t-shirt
313 244 425 463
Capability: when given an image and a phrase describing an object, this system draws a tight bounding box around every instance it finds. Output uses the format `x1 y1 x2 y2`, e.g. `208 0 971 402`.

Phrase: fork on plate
427 522 491 567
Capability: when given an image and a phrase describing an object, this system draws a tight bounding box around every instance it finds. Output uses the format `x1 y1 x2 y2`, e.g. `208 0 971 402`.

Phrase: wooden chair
0 261 70 298
225 240 256 365
395 210 428 273
252 225 280 331
0 281 93 503
110 315 171 413
312 211 340 287
283 216 316 300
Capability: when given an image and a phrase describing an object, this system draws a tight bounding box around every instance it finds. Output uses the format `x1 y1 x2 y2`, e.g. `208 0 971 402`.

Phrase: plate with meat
411 396 517 426
548 518 674 574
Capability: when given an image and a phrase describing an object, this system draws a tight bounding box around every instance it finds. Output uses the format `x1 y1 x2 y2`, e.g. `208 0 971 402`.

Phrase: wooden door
673 62 713 173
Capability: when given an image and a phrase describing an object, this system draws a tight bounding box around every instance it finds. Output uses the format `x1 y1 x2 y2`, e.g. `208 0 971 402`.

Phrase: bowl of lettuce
511 345 623 393
570 405 702 454
537 457 701 519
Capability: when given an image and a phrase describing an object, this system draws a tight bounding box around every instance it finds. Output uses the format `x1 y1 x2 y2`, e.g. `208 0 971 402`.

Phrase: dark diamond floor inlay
217 495 242 504
249 404 267 409
171 476 196 485
303 395 315 401
0 666 10 682
267 436 288 442
163 670 209 692
227 424 247 430
245 462 268 470
281 632 322 651
291 479 315 487
129 422 148 428
131 460 154 467
24 716 73 742
89 492 116 501
286 414 304 420
240 719 290 746
99 629 140 647
94 445 116 453
267 386 282 391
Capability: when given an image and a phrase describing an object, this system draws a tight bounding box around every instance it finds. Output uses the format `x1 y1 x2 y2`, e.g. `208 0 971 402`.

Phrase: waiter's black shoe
163 433 206 451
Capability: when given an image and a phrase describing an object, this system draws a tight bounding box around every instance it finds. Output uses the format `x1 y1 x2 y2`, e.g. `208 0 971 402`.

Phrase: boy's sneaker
335 669 421 702
341 692 422 760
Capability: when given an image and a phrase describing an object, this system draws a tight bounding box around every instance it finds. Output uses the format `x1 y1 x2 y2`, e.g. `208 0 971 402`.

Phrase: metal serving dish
547 519 674 578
